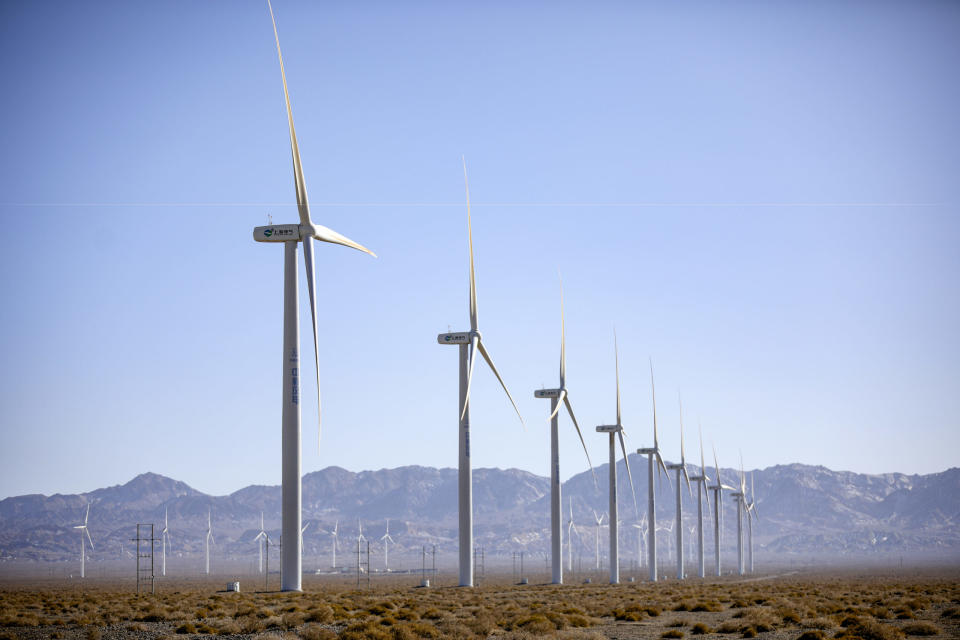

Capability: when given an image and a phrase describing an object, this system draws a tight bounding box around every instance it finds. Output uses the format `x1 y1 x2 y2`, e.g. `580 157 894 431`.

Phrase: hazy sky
1 0 957 499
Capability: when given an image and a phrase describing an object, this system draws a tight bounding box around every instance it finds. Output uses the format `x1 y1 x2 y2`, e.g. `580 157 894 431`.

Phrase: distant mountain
0 462 957 567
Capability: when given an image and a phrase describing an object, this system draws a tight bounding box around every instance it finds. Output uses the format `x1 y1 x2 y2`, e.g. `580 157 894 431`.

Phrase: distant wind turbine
161 507 170 577
730 453 748 576
689 426 711 578
592 511 605 570
321 520 339 568
631 514 648 569
380 519 395 570
301 522 310 554
747 471 759 573
254 512 267 574
72 502 94 579
253 0 376 593
595 333 639 584
436 157 524 587
709 445 736 576
665 394 693 580
637 359 669 581
205 509 214 575
534 276 596 584
566 498 579 572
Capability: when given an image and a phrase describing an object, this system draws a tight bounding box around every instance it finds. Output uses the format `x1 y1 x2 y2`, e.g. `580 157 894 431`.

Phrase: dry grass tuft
662 631 684 639
901 622 940 636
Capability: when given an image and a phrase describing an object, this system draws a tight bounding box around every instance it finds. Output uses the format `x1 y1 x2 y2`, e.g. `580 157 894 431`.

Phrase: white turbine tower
254 512 267 574
592 511 605 571
665 395 693 580
160 507 170 577
730 454 748 576
437 158 524 587
631 514 647 569
534 277 596 584
595 334 639 584
689 427 711 578
72 503 93 579
380 519 395 570
636 360 669 582
205 509 214 575
253 0 376 593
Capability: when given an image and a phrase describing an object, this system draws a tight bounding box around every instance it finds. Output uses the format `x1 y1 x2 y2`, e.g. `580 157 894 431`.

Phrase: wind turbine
254 512 267 574
160 507 170 577
595 334 638 584
592 511 605 571
729 453 748 576
380 519 395 570
636 359 669 581
746 471 759 573
566 498 579 572
205 509 214 575
534 277 596 584
709 445 735 576
665 394 693 580
301 522 310 554
689 426 711 578
631 514 647 570
72 502 94 579
436 158 524 587
320 520 339 568
253 0 376 592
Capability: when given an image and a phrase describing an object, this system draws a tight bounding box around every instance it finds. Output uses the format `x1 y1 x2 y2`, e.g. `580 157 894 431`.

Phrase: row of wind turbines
250 0 761 591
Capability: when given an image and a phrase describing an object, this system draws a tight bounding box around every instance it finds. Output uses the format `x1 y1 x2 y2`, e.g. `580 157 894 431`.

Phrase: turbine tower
72 503 93 579
689 426 711 578
253 0 376 592
595 334 638 584
631 514 647 569
534 276 596 584
746 471 759 573
730 454 747 576
205 509 214 575
160 507 169 577
636 359 669 581
254 512 267 573
380 519 395 570
665 394 692 580
322 520 339 569
437 158 524 587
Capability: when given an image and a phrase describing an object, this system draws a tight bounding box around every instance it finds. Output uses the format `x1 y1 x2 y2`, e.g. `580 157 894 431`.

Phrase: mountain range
1 457 957 570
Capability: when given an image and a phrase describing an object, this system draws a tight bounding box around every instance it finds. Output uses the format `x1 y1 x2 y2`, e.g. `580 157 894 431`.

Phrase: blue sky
1 0 958 499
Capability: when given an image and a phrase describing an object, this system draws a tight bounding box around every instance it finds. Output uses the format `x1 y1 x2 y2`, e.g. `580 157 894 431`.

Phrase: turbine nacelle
254 224 302 242
535 388 563 399
596 424 622 433
637 447 658 455
437 331 473 345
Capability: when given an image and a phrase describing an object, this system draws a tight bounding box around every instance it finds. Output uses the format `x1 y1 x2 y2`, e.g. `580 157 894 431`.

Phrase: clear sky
1 0 957 499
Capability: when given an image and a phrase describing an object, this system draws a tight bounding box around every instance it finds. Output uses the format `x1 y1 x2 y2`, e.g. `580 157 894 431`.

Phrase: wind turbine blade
85 528 94 550
564 393 597 487
679 394 692 496
614 331 621 426
311 224 376 257
84 503 90 526
649 358 660 455
547 389 565 422
559 271 565 387
463 156 478 332
267 0 312 229
656 450 669 482
302 236 322 447
460 334 479 420
476 339 525 428
617 428 639 518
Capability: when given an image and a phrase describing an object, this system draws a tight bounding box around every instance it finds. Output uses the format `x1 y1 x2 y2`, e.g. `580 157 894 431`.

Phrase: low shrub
691 622 711 635
902 622 940 636
662 631 684 639
796 632 825 640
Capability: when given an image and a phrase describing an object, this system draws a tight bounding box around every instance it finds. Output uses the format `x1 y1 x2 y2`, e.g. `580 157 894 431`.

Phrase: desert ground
0 568 957 640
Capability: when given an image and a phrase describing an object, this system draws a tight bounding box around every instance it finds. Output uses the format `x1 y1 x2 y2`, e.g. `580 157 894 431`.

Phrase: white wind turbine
665 395 693 580
689 427 711 578
636 360 669 581
534 277 596 584
592 511 605 571
321 520 339 568
566 498 579 572
72 502 94 579
205 509 214 575
301 522 310 554
161 507 170 577
254 512 267 573
709 445 736 576
631 513 648 570
436 158 524 587
253 0 376 593
595 334 639 584
746 471 759 573
380 519 395 570
729 454 748 576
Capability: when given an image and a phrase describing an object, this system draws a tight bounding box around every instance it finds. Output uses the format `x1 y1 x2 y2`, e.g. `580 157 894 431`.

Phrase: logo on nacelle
264 228 273 237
